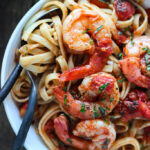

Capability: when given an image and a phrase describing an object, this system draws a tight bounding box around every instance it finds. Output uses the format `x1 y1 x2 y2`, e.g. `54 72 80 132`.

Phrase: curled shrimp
60 9 113 81
54 114 116 150
53 72 119 120
120 36 150 88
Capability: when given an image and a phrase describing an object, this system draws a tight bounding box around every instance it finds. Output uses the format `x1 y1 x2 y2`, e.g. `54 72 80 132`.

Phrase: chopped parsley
99 83 109 94
62 86 67 92
94 25 103 34
80 104 86 113
90 39 94 45
110 98 114 102
99 107 106 118
142 47 150 55
117 53 123 60
123 26 129 32
67 139 72 145
94 107 99 118
102 139 110 149
118 31 123 35
101 99 105 103
117 77 127 83
98 0 110 4
140 144 144 149
78 91 81 97
64 95 67 106
131 33 135 45
145 55 150 71
82 28 90 34
59 141 65 147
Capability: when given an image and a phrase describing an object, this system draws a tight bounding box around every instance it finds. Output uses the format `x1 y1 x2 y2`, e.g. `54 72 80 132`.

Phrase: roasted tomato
113 0 135 21
90 0 109 8
116 89 149 121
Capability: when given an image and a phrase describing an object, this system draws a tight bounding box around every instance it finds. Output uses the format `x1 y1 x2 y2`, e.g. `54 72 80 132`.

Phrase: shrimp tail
54 115 89 150
54 115 70 142
60 44 112 82
53 86 65 103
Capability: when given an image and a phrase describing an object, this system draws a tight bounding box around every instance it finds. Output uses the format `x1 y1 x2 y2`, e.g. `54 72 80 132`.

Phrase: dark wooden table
0 0 37 149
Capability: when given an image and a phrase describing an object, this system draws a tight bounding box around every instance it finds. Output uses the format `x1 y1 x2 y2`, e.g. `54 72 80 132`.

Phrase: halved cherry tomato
113 0 135 21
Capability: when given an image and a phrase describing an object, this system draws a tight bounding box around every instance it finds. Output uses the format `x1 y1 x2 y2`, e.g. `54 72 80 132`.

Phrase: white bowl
1 0 49 149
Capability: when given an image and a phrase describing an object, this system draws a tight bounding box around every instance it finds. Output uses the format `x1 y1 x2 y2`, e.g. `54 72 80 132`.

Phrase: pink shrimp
54 114 116 150
53 72 119 120
60 9 113 82
120 36 150 88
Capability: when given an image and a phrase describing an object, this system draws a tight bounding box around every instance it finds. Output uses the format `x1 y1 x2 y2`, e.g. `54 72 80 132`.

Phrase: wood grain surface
0 0 38 149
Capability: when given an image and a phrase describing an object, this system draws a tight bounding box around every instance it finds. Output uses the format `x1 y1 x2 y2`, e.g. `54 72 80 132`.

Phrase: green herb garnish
140 144 144 149
94 107 99 118
67 139 72 145
117 77 127 83
64 95 67 106
110 98 114 102
99 83 109 94
81 104 86 113
145 56 150 71
142 47 150 55
118 31 123 35
90 39 94 45
95 25 103 34
99 107 106 118
123 26 129 32
101 99 105 103
82 28 90 34
62 86 67 92
102 139 110 149
59 141 65 147
131 33 135 45
98 0 110 4
117 53 123 60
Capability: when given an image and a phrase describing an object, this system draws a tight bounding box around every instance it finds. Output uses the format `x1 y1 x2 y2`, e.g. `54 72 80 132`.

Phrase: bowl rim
1 0 47 150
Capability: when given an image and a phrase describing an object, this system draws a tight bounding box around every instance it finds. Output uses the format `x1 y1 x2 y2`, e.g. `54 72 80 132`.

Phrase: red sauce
146 9 150 22
116 30 127 44
44 119 54 137
91 75 115 95
90 0 109 8
20 102 28 117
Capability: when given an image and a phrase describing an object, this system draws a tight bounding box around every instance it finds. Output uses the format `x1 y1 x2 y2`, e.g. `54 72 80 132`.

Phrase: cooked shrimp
53 72 119 119
60 9 113 81
120 36 150 88
54 114 116 150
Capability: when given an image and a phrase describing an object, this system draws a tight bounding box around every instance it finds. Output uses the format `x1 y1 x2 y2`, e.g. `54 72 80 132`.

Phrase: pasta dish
11 0 150 149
